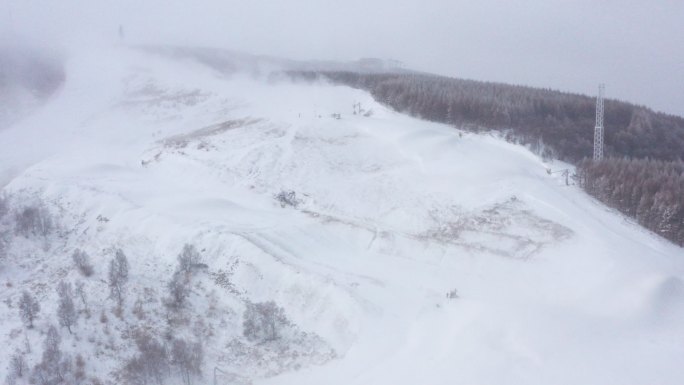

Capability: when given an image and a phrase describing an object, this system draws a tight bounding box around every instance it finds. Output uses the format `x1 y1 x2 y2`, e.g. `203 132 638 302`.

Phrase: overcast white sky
2 0 683 116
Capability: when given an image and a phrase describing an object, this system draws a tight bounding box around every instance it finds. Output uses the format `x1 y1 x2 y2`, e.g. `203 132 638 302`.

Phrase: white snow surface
1 47 684 384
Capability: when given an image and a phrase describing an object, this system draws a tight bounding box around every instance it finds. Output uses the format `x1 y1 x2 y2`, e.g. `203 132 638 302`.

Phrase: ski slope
1 46 683 385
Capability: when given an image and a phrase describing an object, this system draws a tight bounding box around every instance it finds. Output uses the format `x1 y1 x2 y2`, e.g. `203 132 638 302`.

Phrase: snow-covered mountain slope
1 47 683 385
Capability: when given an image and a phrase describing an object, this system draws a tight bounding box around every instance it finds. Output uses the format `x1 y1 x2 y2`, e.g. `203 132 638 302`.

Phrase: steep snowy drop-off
1 47 683 384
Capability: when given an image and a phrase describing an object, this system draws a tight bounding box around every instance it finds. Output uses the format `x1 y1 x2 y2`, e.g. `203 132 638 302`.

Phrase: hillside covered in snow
1 46 683 385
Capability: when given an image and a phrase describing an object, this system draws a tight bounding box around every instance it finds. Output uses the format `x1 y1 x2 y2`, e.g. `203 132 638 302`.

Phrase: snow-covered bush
168 244 205 309
123 331 204 385
99 310 108 324
132 297 145 320
177 244 203 273
75 280 89 316
242 301 290 342
171 338 204 385
0 196 9 264
72 249 94 277
5 351 27 385
0 194 8 219
0 234 8 264
14 204 53 238
57 281 77 334
167 269 190 310
108 249 129 307
31 325 73 385
123 331 169 385
73 354 87 383
274 190 301 208
18 291 40 328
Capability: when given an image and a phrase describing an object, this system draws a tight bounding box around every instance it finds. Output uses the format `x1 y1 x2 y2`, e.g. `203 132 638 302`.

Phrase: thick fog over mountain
1 2 683 385
3 0 683 116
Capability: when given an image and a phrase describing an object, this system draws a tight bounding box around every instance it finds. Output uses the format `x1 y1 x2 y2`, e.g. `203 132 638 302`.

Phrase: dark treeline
291 71 684 164
577 158 684 246
291 70 684 246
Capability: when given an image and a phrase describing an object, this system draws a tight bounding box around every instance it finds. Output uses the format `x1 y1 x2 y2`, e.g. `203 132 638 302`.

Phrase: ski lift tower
593 84 605 161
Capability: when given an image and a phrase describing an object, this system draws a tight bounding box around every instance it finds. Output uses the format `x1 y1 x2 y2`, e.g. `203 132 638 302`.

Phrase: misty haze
1 1 683 385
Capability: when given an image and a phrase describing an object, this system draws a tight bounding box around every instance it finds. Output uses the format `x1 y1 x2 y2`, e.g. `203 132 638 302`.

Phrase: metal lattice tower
593 84 605 161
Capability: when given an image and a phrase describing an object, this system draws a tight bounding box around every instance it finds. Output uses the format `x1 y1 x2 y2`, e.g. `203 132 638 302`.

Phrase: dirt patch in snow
423 197 573 259
161 118 263 149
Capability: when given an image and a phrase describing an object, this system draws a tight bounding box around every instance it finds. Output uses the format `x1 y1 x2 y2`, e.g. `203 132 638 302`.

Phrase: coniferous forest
291 71 684 246
577 158 684 245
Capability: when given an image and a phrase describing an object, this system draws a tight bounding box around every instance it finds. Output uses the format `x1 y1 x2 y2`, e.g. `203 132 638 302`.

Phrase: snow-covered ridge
1 47 683 385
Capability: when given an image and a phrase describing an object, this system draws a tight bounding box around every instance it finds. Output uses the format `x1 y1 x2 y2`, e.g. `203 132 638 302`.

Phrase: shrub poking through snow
14 204 53 238
18 291 40 329
123 331 170 385
171 338 204 385
108 249 129 308
6 350 27 384
0 235 8 264
0 195 9 263
167 269 190 310
75 280 89 316
177 244 203 273
57 281 77 334
123 331 204 385
72 249 94 277
74 354 87 383
167 244 204 310
242 301 290 342
0 194 8 219
274 190 301 208
31 325 73 385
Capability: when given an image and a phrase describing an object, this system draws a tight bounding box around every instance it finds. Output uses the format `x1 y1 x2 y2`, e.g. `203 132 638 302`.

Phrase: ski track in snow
1 46 684 385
